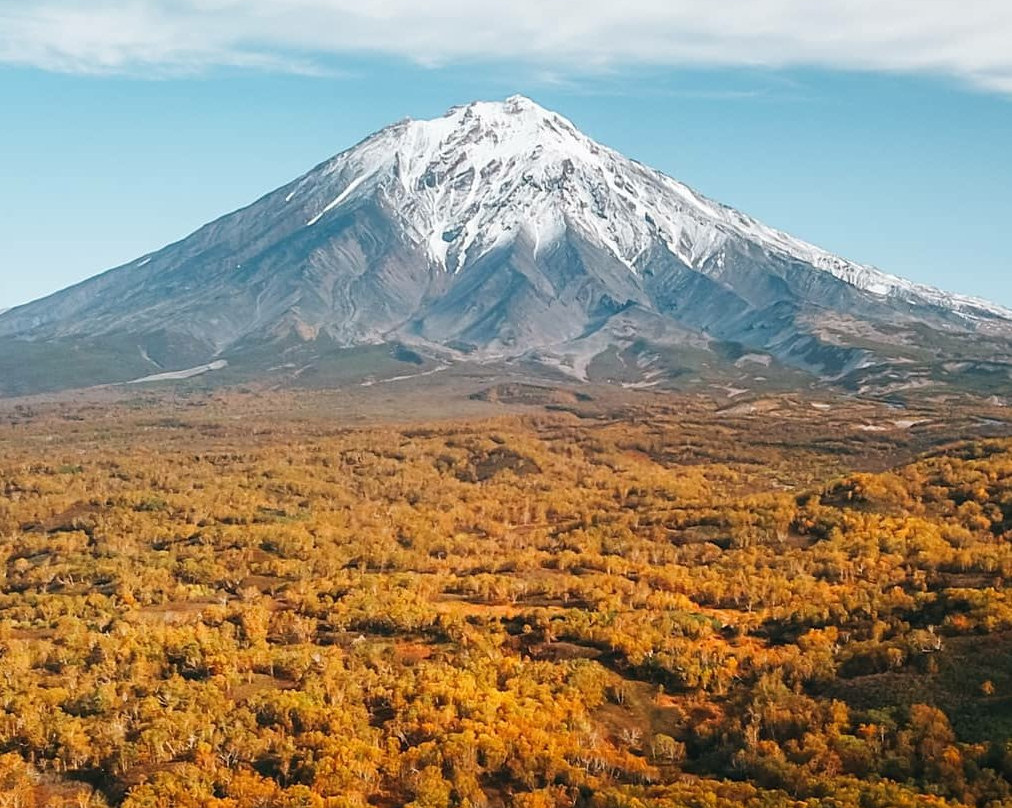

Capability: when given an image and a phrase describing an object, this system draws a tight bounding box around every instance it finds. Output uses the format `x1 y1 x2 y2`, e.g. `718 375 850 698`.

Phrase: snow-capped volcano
292 95 1007 319
0 95 1009 396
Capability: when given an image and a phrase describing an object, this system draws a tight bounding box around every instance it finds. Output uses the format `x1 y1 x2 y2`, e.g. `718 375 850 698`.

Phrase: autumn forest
1 385 1012 808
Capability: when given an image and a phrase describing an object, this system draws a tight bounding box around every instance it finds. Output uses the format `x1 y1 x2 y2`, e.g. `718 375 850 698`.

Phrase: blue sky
1 1 1011 309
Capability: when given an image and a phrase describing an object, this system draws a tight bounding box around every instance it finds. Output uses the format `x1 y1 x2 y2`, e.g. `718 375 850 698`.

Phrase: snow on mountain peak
295 96 1010 321
3 95 1009 398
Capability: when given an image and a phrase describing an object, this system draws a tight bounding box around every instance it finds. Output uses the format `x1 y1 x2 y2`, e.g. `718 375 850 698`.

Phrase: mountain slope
1 95 1009 397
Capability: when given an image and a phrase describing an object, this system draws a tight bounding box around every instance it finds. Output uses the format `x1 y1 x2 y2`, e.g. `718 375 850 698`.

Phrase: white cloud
1 0 1011 92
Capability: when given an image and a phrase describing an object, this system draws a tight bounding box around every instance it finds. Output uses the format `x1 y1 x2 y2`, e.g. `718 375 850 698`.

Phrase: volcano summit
2 96 1009 397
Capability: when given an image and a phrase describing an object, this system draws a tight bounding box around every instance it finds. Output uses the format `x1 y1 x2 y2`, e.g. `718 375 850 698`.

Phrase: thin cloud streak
1 0 1011 93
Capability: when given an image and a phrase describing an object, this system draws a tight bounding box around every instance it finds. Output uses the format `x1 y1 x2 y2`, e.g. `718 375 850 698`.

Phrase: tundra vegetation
0 388 1011 807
